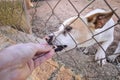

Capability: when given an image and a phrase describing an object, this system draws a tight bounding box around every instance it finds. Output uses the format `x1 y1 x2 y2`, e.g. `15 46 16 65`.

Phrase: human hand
0 43 55 80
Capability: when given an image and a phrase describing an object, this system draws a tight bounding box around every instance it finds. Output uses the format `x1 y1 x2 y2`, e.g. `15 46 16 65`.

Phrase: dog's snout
45 35 54 45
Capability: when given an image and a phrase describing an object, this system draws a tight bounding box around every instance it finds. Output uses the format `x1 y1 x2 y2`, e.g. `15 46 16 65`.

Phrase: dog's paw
108 54 120 63
97 59 106 65
95 53 106 65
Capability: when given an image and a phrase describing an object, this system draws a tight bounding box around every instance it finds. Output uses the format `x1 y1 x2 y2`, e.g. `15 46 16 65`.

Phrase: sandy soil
28 0 120 80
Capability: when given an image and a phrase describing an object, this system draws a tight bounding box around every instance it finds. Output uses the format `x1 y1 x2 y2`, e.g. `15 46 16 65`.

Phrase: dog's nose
45 35 54 45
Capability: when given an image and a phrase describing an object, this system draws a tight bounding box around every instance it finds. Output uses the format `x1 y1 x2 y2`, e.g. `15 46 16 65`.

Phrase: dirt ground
28 0 120 80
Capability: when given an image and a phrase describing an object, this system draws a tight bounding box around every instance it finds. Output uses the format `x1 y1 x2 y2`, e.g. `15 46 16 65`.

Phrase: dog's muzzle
45 35 67 52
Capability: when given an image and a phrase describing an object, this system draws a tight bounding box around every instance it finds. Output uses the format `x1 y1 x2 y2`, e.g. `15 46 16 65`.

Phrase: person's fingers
27 59 34 71
3 43 54 64
33 49 55 68
34 44 52 53
17 43 53 59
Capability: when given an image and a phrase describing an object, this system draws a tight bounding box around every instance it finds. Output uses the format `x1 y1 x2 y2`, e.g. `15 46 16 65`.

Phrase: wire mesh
30 0 120 79
30 0 120 64
0 0 120 79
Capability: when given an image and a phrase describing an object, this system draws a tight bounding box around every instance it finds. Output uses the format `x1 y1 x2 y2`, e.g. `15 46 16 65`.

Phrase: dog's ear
87 11 114 29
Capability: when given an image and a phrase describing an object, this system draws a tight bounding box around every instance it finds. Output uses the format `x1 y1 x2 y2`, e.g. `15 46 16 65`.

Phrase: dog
26 0 33 9
46 9 115 65
26 0 43 8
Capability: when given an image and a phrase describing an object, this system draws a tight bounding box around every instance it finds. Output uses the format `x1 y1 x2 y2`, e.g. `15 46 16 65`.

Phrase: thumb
28 43 53 58
36 44 52 52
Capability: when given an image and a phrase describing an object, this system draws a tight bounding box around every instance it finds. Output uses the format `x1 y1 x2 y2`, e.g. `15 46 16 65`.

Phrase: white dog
46 9 115 65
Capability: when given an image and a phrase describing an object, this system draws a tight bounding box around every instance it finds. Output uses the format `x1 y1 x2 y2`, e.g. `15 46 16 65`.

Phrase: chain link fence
29 0 120 79
30 0 120 63
0 0 120 80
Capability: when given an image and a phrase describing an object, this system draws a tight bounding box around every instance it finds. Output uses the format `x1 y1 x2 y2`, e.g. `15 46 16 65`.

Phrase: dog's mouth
54 45 67 52
45 35 67 52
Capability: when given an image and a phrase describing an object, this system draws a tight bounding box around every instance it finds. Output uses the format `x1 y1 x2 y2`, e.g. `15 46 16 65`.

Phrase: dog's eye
63 31 67 35
63 26 72 36
65 26 72 32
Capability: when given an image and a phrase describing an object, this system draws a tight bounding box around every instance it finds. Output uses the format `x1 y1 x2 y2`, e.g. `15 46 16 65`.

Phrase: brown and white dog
47 9 115 65
26 0 33 9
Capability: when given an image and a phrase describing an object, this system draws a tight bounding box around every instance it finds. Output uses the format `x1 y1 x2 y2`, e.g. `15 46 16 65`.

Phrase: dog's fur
50 9 115 65
26 0 33 9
